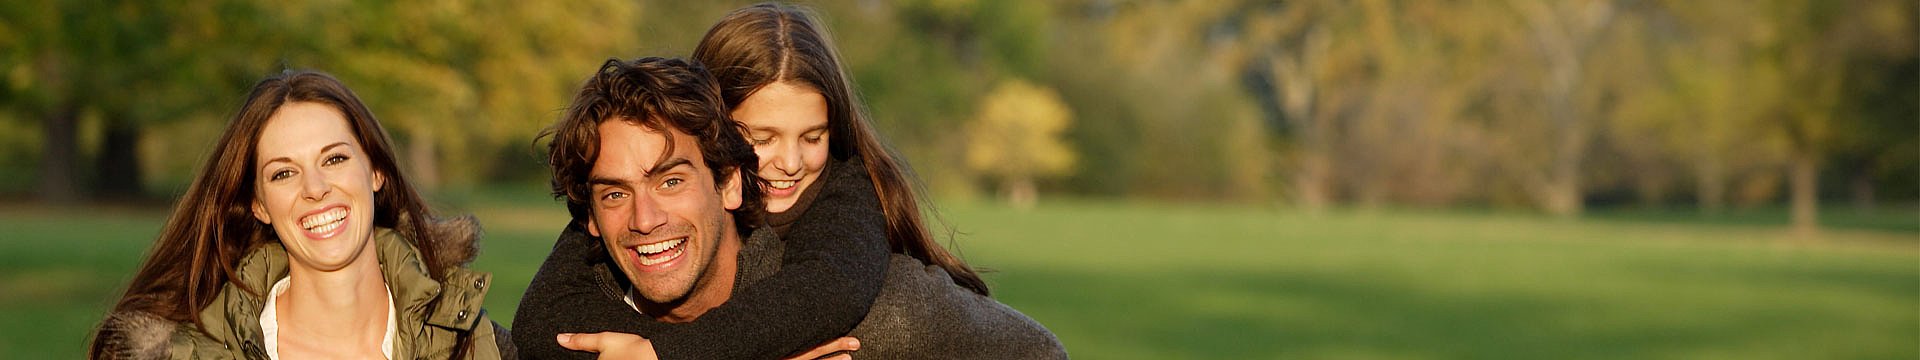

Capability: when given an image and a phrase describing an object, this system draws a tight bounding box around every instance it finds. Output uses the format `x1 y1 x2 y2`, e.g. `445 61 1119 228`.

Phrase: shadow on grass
989 265 1916 359
1583 206 1920 234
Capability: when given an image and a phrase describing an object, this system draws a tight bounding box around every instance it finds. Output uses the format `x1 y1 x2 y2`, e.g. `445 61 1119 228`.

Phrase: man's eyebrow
648 158 693 177
587 176 626 187
587 158 693 188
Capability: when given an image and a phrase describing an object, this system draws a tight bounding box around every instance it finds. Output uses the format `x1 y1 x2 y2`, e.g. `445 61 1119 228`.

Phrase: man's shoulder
511 224 644 360
852 254 1069 359
515 224 627 320
733 226 786 285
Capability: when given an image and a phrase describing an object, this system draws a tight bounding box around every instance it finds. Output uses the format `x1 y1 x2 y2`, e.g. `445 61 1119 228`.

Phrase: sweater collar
203 228 474 358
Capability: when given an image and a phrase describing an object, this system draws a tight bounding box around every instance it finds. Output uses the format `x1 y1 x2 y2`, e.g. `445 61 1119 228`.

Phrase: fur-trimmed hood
92 309 176 360
92 217 504 359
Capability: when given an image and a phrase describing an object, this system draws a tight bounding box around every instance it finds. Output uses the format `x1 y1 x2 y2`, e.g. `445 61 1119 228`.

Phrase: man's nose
628 192 668 234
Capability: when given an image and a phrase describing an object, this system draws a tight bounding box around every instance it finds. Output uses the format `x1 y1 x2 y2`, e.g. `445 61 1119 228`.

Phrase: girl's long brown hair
693 2 989 295
89 71 464 357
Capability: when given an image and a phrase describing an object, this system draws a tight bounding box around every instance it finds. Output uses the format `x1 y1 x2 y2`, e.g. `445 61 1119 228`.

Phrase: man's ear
586 215 602 237
251 199 272 224
721 168 743 211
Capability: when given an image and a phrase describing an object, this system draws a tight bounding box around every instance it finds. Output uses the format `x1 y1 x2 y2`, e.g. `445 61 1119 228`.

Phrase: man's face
585 118 743 304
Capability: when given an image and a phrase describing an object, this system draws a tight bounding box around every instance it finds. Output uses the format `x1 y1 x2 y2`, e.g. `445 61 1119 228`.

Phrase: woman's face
732 81 830 213
250 102 386 273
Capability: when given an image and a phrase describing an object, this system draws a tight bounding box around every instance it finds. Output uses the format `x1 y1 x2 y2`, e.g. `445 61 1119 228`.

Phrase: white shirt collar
260 276 397 359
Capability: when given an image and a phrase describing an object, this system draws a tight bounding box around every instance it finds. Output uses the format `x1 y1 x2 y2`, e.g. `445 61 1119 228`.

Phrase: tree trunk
1789 152 1819 238
1695 158 1725 215
38 103 81 203
1849 171 1874 212
93 117 145 200
1004 176 1036 210
1545 150 1584 217
407 129 441 191
1294 152 1331 213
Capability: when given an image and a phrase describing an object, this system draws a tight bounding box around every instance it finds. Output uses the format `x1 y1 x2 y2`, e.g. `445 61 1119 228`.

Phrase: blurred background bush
3 0 1913 225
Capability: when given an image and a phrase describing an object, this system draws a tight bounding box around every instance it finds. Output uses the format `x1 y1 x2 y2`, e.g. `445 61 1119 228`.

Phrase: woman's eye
750 137 772 146
323 154 349 166
804 135 823 143
270 169 295 181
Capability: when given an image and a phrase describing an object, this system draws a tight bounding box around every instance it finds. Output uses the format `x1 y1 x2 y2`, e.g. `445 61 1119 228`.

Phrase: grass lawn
2 197 1914 359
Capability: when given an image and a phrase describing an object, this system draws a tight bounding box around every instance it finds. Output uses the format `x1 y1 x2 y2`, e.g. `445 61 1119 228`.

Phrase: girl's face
732 81 830 213
250 101 385 273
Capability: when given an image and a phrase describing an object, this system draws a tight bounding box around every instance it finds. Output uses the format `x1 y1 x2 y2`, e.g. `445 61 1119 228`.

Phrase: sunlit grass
2 198 1913 359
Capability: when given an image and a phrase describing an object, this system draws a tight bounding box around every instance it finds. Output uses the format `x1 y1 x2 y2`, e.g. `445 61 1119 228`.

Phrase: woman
536 3 1062 359
88 70 511 359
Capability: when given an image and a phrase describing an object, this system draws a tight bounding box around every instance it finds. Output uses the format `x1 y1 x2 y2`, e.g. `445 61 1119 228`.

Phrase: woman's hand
783 337 860 360
557 332 658 360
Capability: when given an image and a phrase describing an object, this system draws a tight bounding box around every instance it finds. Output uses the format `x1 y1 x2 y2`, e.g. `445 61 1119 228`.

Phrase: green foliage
0 0 1913 216
966 78 1075 205
966 79 1075 180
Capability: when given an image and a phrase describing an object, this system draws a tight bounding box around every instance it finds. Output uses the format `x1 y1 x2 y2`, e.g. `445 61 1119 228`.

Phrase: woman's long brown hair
89 70 462 357
693 2 989 295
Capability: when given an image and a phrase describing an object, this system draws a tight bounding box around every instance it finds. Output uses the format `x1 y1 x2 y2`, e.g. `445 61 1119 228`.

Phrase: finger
786 337 860 360
558 333 605 352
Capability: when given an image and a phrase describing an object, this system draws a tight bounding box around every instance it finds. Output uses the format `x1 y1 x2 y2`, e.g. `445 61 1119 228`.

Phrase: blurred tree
1759 0 1914 236
1506 0 1617 217
966 78 1075 208
0 0 275 201
4 0 1914 220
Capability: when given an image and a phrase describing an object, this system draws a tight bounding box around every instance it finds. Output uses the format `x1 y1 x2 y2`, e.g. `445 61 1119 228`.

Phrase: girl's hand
557 332 658 360
784 337 860 360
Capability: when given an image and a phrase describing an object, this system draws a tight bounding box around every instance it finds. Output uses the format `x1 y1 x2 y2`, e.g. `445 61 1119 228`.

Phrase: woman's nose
301 169 330 200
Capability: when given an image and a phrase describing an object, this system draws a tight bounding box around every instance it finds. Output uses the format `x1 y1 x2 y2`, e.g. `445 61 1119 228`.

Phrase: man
512 57 1065 359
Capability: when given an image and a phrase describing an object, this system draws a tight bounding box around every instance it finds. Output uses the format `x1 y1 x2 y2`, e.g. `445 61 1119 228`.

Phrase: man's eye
323 154 349 166
660 178 684 189
602 191 628 201
270 169 295 181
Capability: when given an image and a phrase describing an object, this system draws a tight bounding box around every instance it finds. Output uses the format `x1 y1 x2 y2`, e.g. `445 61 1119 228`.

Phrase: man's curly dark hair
539 57 765 232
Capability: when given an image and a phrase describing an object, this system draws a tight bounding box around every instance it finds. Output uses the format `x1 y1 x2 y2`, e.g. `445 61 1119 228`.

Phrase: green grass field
2 197 1914 359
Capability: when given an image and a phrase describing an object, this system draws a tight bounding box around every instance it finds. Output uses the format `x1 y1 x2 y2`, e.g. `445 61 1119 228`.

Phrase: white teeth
634 238 686 266
301 208 347 233
638 248 681 266
634 238 685 255
768 180 796 189
309 220 342 234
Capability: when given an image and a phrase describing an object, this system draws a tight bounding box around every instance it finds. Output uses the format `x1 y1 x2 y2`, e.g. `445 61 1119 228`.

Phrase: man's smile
629 237 688 268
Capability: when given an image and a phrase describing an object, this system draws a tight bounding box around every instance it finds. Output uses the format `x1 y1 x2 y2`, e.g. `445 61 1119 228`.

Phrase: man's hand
557 332 659 360
783 337 860 360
